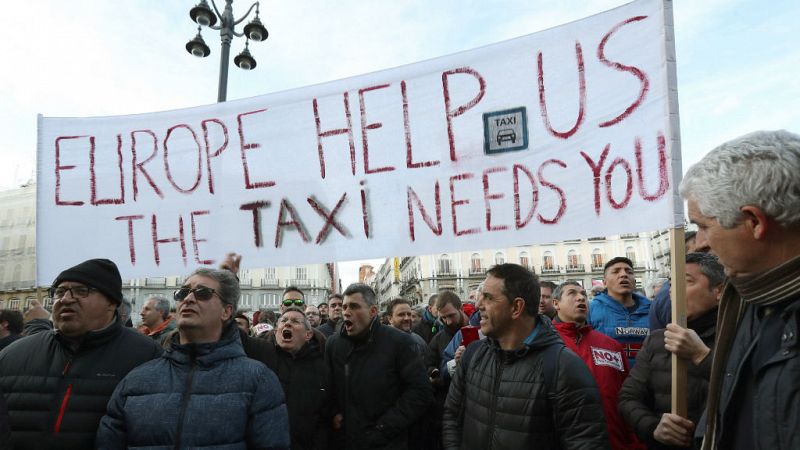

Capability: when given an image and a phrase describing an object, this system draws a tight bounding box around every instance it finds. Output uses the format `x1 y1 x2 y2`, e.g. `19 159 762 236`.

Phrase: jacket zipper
487 355 504 450
174 355 197 450
53 359 74 433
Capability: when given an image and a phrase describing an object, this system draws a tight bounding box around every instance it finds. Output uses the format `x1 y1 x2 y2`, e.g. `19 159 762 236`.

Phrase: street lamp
185 0 268 102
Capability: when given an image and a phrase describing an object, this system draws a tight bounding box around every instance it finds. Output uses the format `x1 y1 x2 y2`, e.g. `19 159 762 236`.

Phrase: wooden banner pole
669 226 687 417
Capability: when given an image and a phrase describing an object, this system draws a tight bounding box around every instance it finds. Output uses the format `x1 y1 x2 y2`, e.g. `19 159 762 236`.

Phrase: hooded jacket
587 292 651 366
325 317 433 450
0 317 161 450
411 309 443 344
95 322 290 449
442 318 610 450
553 320 644 450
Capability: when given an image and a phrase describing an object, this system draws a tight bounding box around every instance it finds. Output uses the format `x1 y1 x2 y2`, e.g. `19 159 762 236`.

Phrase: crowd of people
0 129 797 449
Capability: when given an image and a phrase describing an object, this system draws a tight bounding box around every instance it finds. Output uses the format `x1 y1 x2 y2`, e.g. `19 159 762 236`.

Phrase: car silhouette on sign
497 128 516 145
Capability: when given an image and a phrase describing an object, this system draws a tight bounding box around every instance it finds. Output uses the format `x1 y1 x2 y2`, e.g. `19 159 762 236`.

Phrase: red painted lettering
190 210 213 265
442 67 486 162
482 167 509 232
580 145 611 216
237 108 276 190
201 118 229 194
538 42 586 139
449 173 479 236
605 157 633 209
513 164 539 229
406 182 442 242
597 16 650 128
537 159 567 224
164 124 203 194
151 214 187 266
239 201 270 247
131 130 164 201
274 199 311 248
313 93 356 179
90 135 125 205
307 193 350 244
403 80 439 169
359 84 396 175
635 132 669 201
115 215 144 264
54 136 86 206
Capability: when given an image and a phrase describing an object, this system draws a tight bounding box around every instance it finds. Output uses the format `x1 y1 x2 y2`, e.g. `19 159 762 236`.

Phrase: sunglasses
174 286 219 302
282 298 305 307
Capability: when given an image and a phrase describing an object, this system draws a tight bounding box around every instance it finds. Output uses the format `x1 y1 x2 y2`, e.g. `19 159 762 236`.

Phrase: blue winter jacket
587 292 651 367
96 322 290 449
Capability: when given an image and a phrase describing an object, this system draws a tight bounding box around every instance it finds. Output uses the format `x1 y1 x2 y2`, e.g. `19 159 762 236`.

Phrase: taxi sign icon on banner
483 106 528 154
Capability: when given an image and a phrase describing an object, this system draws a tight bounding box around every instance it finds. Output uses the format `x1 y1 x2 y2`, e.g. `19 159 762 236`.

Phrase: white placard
37 0 679 283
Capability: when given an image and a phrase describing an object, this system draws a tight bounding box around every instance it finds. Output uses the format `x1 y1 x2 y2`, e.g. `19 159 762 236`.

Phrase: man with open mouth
587 256 652 366
552 281 644 450
325 283 432 450
261 306 329 450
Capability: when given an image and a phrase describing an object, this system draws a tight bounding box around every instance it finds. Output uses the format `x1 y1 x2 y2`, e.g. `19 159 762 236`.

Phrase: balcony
541 265 562 274
591 264 604 272
468 267 485 276
566 264 585 273
587 236 606 241
620 233 639 239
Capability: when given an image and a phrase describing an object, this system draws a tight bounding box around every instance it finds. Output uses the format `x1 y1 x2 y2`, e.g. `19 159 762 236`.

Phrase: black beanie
52 259 123 304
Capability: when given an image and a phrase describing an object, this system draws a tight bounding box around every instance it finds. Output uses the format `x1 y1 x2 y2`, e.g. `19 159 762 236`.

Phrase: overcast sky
2 0 797 286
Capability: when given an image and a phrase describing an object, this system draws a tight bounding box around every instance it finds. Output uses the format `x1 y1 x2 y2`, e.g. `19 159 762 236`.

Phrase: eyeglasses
282 299 305 307
50 285 98 300
174 286 219 302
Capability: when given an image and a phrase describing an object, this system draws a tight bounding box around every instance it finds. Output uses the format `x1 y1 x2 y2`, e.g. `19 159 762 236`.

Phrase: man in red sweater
552 281 644 450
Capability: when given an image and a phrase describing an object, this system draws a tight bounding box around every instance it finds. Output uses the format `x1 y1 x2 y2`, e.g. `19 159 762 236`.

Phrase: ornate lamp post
185 0 268 102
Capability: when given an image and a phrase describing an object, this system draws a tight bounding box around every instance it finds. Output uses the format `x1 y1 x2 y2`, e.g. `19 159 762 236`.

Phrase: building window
265 268 276 281
295 266 307 280
519 251 530 269
494 252 505 265
591 249 604 268
439 254 452 275
543 251 554 270
567 250 580 268
626 246 637 265
470 253 483 273
9 299 20 310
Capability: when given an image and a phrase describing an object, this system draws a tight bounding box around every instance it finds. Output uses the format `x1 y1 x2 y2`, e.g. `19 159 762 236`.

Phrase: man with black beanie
0 258 162 449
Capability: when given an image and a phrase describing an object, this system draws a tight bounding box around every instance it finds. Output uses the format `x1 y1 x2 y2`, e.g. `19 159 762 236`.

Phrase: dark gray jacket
0 318 161 450
442 319 609 450
96 322 290 449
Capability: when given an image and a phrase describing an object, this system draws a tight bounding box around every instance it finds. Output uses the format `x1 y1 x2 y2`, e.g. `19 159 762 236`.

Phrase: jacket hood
592 291 651 315
165 320 245 367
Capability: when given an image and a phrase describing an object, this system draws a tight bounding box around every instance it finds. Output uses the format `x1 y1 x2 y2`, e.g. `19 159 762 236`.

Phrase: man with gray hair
97 267 290 449
138 295 176 344
680 130 800 450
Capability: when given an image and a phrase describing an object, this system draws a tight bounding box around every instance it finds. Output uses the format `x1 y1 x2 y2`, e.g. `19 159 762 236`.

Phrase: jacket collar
486 316 563 362
165 320 245 367
54 315 122 352
593 291 651 314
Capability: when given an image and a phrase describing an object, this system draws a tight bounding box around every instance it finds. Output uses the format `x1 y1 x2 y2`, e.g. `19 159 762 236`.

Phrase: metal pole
217 0 235 102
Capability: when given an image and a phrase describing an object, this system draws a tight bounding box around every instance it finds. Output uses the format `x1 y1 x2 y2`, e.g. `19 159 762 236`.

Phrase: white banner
37 0 680 283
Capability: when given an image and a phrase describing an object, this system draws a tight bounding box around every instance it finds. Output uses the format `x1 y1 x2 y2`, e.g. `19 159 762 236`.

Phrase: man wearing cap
0 258 162 450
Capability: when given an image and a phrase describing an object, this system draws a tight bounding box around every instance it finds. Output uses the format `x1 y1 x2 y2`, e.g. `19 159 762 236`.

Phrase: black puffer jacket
261 331 331 450
0 318 161 449
442 319 609 450
326 317 433 450
618 309 716 449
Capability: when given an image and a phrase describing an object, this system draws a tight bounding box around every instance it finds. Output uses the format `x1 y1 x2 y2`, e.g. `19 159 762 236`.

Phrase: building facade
372 232 669 307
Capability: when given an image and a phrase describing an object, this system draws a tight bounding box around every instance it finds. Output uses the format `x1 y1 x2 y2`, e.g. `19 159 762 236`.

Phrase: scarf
702 254 800 450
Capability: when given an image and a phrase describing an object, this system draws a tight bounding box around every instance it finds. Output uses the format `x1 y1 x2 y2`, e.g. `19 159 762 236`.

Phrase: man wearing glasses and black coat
0 258 162 450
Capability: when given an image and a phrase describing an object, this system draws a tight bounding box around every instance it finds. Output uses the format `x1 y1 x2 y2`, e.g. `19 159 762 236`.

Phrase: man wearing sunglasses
0 258 162 449
281 286 306 313
97 267 290 449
